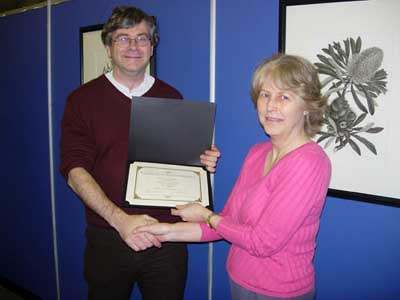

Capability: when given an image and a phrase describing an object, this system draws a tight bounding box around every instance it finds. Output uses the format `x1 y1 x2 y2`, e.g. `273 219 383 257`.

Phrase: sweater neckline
261 141 315 177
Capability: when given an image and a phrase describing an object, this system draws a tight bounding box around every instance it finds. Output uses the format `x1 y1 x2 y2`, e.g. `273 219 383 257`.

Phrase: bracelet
205 212 217 228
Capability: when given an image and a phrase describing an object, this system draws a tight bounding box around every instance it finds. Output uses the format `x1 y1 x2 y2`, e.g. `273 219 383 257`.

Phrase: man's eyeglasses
113 35 151 48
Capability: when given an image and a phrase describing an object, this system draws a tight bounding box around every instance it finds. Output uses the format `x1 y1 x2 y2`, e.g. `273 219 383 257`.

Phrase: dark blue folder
128 96 216 166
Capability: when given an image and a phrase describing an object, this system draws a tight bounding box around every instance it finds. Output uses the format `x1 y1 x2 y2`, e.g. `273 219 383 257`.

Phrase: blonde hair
251 54 327 137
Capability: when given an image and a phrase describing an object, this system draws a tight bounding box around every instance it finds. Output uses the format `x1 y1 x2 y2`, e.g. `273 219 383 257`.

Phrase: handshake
117 203 220 252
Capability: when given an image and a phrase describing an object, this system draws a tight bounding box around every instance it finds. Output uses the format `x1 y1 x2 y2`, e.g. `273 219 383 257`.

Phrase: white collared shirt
105 71 155 98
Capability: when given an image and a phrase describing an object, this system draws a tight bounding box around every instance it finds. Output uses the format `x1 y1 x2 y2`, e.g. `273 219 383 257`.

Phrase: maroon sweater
60 75 183 228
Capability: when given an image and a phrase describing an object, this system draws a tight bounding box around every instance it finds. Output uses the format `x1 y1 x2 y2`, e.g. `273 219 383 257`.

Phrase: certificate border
134 165 202 203
125 162 210 208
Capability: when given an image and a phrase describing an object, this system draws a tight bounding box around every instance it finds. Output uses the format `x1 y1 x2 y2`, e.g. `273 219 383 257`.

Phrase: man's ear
106 46 112 59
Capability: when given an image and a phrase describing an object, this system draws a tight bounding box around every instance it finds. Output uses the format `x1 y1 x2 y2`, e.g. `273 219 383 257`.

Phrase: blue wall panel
315 197 400 299
213 1 400 299
0 8 56 300
213 1 279 299
51 1 210 299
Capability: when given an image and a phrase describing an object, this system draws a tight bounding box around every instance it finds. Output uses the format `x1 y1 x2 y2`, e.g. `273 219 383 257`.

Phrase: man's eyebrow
114 33 129 38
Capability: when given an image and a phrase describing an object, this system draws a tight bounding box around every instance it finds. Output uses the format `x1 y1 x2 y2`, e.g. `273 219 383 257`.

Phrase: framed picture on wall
0 0 70 17
280 0 400 207
80 24 156 84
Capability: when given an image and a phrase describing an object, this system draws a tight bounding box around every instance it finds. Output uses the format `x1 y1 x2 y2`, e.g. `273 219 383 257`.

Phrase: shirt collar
105 71 155 98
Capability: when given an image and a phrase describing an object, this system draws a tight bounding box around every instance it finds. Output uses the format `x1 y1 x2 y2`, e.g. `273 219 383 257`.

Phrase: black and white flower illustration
315 37 387 155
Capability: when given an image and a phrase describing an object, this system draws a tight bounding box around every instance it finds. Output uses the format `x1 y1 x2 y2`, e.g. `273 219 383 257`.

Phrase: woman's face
257 77 307 140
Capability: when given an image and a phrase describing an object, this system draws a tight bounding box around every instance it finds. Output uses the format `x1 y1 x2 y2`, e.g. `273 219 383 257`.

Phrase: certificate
125 161 209 207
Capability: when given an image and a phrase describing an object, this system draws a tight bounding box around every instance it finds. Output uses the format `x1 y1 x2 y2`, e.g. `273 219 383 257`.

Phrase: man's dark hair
101 6 159 46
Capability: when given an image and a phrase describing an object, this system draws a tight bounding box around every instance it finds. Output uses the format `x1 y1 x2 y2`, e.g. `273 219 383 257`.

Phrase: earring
303 111 309 116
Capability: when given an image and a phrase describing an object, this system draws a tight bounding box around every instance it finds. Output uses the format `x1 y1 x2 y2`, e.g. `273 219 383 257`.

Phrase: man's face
106 21 153 79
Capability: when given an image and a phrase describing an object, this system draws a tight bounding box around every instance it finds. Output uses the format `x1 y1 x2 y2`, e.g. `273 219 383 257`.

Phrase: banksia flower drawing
315 37 387 155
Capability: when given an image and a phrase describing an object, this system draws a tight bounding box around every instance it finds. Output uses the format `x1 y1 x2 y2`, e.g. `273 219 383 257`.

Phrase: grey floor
0 284 25 300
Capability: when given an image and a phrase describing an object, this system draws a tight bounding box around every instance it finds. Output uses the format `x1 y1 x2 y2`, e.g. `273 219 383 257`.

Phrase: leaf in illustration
353 112 367 127
348 138 361 155
323 87 347 99
317 133 333 143
351 84 368 113
359 85 376 115
355 36 362 53
333 42 347 63
335 142 347 152
358 122 375 132
321 76 336 88
350 37 357 54
317 54 334 68
102 63 112 74
343 38 350 61
352 134 377 155
322 48 331 56
316 66 340 78
368 85 383 95
366 127 384 134
327 116 338 133
353 121 374 133
324 136 336 149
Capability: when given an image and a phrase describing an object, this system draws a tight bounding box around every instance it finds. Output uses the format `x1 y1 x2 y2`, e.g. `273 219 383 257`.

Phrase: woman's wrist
205 212 216 227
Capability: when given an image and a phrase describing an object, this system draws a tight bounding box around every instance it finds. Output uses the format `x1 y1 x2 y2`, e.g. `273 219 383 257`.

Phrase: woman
137 54 331 300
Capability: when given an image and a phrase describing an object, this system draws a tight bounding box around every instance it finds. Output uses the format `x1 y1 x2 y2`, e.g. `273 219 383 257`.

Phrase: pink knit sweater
200 141 331 298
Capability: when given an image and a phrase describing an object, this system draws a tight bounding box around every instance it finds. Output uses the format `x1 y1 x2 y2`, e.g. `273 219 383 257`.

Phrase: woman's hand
171 203 210 222
136 222 203 242
135 223 173 242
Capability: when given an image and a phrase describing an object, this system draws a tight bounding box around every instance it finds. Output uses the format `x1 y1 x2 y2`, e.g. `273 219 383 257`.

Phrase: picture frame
0 0 69 17
280 0 400 207
80 24 156 85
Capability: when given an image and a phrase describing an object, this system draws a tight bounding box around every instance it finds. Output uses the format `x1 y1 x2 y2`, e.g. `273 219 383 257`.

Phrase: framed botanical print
280 0 400 206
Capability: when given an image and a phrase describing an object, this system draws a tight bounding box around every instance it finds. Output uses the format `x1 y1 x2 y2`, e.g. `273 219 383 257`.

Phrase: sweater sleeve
214 148 331 257
59 90 96 179
199 146 255 242
199 173 244 242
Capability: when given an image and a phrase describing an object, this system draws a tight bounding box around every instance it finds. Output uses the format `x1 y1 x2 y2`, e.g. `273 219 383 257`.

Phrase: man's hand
200 144 221 173
67 168 161 251
116 214 162 251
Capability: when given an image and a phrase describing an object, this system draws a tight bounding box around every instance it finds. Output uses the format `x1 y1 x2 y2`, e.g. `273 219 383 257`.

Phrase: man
60 6 220 300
